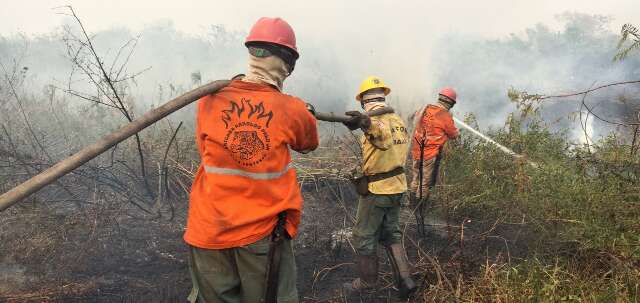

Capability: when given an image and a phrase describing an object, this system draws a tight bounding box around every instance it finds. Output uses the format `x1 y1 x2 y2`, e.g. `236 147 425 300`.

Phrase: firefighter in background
342 76 417 299
410 87 460 234
184 17 319 303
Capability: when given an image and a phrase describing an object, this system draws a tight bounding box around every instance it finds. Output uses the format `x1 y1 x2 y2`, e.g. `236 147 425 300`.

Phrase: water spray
452 116 539 168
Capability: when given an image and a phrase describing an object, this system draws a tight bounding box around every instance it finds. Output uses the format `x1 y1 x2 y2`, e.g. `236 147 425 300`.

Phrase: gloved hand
342 111 371 131
305 103 316 115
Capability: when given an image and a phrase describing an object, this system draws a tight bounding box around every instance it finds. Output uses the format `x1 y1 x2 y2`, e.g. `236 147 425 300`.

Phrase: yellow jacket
361 106 409 194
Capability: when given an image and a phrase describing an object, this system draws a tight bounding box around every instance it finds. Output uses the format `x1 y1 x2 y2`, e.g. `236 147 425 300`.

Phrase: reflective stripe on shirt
204 163 292 180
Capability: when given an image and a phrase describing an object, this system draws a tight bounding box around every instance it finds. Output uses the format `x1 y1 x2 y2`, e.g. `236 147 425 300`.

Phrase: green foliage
432 104 640 301
464 257 639 302
614 23 640 61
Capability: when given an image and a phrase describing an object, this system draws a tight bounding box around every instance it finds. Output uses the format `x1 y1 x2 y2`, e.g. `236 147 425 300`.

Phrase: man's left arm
289 100 319 154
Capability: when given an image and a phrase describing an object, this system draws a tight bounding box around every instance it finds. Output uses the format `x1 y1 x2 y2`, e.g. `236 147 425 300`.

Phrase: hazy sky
2 0 639 134
1 0 639 38
3 1 639 98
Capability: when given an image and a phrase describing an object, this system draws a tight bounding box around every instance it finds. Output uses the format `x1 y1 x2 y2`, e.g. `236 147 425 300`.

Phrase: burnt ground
0 179 514 303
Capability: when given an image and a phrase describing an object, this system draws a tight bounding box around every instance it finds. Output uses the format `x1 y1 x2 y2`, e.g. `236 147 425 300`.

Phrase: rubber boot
343 254 378 298
385 243 417 299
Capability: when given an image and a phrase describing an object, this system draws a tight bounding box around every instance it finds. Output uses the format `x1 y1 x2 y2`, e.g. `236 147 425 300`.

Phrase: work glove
342 111 371 131
305 103 316 115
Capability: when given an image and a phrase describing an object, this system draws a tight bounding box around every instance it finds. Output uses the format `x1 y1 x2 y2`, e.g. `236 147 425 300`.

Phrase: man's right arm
365 117 392 150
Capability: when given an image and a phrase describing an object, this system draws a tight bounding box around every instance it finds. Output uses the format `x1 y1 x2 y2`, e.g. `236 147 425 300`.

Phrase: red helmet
438 87 457 103
245 17 299 58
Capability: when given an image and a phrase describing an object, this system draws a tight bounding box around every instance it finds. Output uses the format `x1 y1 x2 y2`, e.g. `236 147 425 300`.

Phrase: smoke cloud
1 2 640 142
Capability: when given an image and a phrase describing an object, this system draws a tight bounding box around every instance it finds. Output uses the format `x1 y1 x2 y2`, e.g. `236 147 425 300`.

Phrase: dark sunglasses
248 44 297 73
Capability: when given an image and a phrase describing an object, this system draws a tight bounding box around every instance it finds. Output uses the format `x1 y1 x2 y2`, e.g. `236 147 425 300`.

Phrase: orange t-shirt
410 105 459 161
184 80 319 249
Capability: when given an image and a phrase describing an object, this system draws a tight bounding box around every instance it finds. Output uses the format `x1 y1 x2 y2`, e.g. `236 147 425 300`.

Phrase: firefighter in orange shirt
410 87 459 233
184 17 318 303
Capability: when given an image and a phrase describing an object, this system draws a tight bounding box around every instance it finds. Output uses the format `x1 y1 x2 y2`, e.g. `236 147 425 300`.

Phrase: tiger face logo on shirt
221 98 273 166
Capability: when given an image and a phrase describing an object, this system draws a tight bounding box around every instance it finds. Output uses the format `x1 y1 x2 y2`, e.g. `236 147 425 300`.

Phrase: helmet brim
356 87 391 101
438 94 456 104
245 40 299 59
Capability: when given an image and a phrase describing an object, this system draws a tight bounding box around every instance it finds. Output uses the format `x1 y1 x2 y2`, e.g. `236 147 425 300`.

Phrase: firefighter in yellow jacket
341 76 417 299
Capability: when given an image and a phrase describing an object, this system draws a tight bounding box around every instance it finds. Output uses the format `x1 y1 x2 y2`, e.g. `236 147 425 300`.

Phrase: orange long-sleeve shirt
184 80 319 249
410 104 459 161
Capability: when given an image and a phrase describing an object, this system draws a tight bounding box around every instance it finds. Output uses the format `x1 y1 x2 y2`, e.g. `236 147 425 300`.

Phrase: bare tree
58 6 155 199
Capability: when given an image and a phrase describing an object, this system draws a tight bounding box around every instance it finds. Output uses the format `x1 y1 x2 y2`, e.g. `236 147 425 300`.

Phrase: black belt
366 166 405 182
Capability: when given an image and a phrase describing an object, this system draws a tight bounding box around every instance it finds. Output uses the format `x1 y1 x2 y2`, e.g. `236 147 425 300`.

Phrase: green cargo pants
187 236 298 303
352 193 404 256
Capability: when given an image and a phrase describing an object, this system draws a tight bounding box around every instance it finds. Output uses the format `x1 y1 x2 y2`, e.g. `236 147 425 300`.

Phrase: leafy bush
427 103 639 301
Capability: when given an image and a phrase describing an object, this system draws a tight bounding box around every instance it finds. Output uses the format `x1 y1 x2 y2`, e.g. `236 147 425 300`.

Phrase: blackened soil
0 180 512 303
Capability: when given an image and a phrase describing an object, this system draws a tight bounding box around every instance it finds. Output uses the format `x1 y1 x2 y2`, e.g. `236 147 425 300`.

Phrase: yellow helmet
355 76 391 101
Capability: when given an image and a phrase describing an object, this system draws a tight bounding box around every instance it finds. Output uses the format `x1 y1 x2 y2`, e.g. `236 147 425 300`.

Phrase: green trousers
352 193 404 256
187 236 298 303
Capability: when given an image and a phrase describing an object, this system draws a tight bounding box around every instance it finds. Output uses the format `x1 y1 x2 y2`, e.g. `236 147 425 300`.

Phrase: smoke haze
2 1 640 141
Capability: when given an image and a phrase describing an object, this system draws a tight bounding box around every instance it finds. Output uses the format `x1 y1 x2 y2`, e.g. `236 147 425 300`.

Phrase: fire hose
0 79 533 211
0 80 359 212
